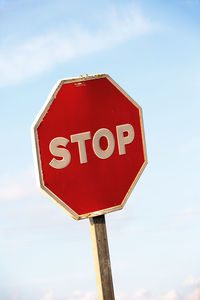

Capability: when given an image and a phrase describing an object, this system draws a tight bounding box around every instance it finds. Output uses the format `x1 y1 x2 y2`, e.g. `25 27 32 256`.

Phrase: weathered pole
89 215 115 300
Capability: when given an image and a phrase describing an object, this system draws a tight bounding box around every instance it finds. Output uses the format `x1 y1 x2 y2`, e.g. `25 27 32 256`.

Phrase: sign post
90 215 115 300
32 74 147 299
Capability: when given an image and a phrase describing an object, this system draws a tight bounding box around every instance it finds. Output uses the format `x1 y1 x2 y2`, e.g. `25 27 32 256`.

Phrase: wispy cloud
117 287 200 300
40 290 97 300
65 291 96 300
184 289 200 300
184 275 200 288
0 167 39 202
5 288 200 300
179 137 200 155
4 277 200 300
165 208 200 231
118 289 179 300
0 4 155 87
40 291 54 300
57 287 200 300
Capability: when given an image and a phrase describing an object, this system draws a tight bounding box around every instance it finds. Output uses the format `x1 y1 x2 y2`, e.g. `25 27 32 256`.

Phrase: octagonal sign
32 74 147 220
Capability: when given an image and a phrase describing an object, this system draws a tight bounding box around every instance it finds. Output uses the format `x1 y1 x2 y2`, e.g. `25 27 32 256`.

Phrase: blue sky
1 0 200 299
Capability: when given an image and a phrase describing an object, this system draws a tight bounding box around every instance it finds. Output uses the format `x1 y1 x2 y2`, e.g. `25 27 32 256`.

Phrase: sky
0 0 200 299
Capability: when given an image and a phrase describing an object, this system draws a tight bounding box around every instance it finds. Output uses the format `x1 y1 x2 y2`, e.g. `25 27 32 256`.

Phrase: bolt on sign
32 74 147 220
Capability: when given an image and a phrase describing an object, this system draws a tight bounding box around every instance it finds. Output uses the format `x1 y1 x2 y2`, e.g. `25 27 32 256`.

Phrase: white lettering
49 124 135 168
49 137 71 169
92 128 115 159
71 131 91 164
116 124 134 155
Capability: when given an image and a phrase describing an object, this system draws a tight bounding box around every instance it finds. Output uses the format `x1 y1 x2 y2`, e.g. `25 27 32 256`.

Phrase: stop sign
32 74 147 220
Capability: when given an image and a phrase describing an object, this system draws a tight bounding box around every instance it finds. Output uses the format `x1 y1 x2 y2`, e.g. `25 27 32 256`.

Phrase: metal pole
89 215 115 300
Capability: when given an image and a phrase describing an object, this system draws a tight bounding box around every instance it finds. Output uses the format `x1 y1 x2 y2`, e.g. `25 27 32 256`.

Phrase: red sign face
32 74 147 220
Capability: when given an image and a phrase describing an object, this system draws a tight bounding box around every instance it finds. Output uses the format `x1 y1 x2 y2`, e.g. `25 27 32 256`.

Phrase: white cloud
0 5 155 86
41 291 54 300
131 289 179 300
161 290 179 300
10 293 20 300
184 288 200 300
115 289 180 300
40 290 97 300
0 167 39 202
67 291 97 300
116 285 200 300
165 208 200 231
179 137 200 155
10 288 200 300
7 278 200 300
184 275 200 288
